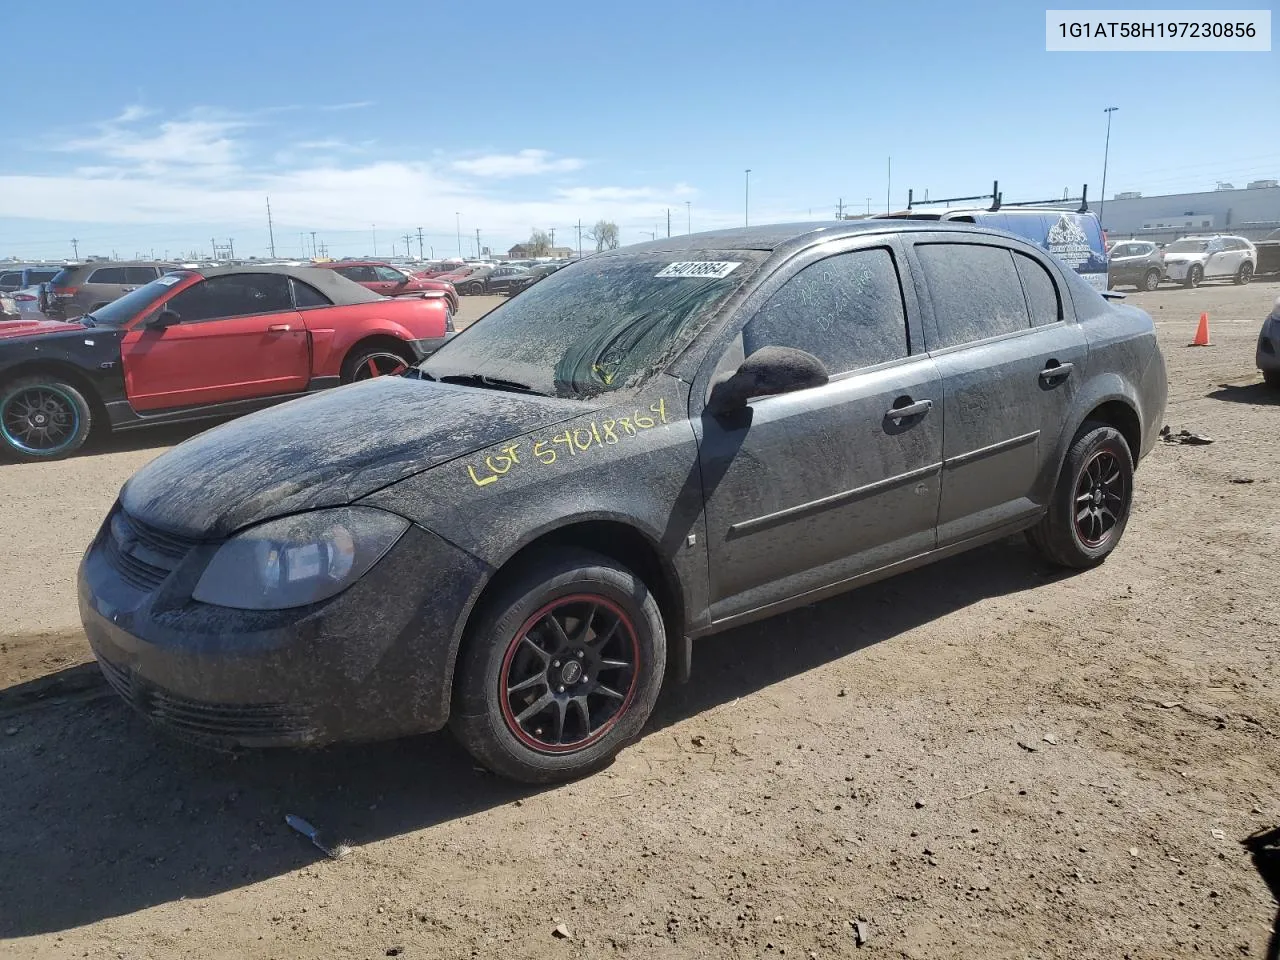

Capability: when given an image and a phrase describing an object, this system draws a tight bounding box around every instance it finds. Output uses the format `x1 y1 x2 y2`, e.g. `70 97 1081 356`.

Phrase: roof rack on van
905 180 1091 214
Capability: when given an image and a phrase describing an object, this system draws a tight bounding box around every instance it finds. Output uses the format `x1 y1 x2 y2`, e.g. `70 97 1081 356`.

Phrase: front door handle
1040 360 1075 383
267 323 292 332
886 398 933 421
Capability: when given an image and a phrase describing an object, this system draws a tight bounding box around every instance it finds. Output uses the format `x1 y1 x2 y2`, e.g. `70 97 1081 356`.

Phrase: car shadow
0 539 1055 937
1243 826 1280 960
1208 382 1280 406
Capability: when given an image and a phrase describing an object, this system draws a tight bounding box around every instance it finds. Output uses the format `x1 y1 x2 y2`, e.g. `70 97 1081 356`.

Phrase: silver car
1258 296 1280 388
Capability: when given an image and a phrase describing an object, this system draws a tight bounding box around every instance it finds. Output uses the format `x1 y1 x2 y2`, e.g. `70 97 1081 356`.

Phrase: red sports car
0 265 452 461
316 261 459 314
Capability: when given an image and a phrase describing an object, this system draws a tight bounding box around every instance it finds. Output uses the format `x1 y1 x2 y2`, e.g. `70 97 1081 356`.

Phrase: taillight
54 286 78 297
13 293 36 302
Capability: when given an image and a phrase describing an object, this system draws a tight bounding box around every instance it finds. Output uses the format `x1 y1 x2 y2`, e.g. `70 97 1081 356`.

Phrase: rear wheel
464 281 485 296
0 376 93 462
1235 261 1254 285
1142 268 1161 291
1264 370 1280 389
450 549 667 783
1183 264 1203 288
340 342 415 383
1026 422 1134 569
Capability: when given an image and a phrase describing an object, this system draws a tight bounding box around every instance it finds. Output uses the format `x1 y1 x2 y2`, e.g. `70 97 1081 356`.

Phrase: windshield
84 272 189 325
1165 239 1209 253
421 251 762 399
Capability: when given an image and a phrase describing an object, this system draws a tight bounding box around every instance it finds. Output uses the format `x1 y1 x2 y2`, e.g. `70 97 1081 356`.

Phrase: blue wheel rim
1 385 80 455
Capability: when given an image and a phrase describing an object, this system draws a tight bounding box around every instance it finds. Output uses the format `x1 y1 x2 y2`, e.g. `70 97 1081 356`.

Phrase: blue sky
4 0 1276 261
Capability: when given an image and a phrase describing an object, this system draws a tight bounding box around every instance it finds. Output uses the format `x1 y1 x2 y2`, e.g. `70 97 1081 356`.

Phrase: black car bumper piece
78 509 490 748
408 333 454 360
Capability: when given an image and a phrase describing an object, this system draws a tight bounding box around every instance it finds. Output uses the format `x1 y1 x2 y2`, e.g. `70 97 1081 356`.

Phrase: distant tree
526 229 552 257
589 220 620 252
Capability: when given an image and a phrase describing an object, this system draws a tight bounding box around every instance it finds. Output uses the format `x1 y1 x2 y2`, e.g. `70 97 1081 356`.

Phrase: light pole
686 201 691 235
744 169 751 226
1099 106 1119 229
371 224 377 257
455 212 462 258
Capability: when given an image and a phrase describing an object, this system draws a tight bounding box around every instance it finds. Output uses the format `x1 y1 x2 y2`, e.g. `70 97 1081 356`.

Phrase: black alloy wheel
0 377 93 462
1072 448 1127 548
1236 262 1254 285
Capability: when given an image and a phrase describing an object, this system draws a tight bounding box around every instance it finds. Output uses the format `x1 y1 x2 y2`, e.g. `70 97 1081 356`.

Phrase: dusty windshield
421 251 762 398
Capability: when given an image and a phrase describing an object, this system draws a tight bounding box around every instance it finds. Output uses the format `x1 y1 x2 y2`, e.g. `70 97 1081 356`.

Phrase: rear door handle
1040 361 1074 383
886 398 933 420
267 323 292 332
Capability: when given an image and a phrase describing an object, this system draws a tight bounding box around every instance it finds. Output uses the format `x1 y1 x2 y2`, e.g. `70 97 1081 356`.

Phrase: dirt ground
1 283 1277 959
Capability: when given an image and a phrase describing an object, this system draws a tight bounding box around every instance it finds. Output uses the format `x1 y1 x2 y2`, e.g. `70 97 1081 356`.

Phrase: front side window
339 265 377 283
743 247 909 375
165 273 294 323
124 266 159 285
373 265 405 282
916 243 1031 349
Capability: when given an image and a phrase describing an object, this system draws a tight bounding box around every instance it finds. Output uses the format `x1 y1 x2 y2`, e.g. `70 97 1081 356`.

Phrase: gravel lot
1 283 1277 959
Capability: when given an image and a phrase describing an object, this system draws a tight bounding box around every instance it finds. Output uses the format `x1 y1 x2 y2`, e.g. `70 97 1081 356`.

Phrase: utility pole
402 232 414 258
266 196 276 258
667 208 671 238
456 213 462 258
475 228 481 258
1100 106 1119 229
577 219 583 258
229 239 235 259
371 224 377 257
71 238 79 259
745 169 751 226
549 227 556 250
866 197 871 216
838 198 843 220
886 156 892 215
416 226 424 259
310 231 317 259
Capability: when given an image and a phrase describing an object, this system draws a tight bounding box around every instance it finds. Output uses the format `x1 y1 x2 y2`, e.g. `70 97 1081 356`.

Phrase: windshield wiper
439 373 541 395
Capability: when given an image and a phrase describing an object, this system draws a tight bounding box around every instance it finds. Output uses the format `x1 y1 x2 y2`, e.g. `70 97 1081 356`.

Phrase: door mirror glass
150 309 181 329
706 346 829 414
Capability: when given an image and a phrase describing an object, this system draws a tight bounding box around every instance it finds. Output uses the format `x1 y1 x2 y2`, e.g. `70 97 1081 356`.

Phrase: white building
1100 181 1280 242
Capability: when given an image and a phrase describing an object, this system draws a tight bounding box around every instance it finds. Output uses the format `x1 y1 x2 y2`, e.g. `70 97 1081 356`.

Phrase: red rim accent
497 593 641 754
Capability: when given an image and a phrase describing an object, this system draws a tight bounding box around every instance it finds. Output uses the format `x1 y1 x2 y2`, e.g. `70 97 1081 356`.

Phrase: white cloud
320 100 374 112
452 149 584 178
58 108 248 179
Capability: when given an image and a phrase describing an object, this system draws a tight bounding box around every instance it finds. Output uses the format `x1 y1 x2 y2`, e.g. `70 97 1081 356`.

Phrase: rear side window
916 243 1030 349
1013 254 1062 327
88 267 128 284
124 266 158 284
743 247 909 375
291 278 331 308
0 272 20 287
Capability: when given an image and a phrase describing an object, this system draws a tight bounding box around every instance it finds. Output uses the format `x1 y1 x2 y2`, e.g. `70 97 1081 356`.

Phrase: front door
122 273 310 412
371 265 409 296
696 242 943 623
906 237 1088 545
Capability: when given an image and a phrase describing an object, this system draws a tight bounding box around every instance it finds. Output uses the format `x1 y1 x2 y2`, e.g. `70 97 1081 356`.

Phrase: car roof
178 264 383 305
314 260 400 269
611 219 1034 258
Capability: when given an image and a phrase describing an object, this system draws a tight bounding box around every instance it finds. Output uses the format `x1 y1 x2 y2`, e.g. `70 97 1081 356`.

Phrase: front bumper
78 508 489 748
1259 317 1280 373
1163 261 1197 281
408 333 455 360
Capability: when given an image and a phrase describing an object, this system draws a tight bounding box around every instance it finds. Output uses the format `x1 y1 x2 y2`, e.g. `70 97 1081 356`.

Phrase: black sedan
79 221 1168 783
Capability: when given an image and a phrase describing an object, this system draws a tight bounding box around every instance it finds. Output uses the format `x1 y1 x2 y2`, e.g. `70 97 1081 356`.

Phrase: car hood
0 318 87 339
119 376 585 539
1163 253 1207 263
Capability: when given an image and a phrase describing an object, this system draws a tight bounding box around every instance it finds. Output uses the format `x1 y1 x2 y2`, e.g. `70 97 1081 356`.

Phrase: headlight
192 506 409 610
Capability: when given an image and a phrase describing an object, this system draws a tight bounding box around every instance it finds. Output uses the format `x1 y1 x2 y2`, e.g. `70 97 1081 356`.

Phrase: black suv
1107 241 1164 291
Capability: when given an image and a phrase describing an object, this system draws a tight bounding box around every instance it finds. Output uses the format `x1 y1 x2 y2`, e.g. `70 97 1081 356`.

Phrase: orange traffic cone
1189 312 1211 347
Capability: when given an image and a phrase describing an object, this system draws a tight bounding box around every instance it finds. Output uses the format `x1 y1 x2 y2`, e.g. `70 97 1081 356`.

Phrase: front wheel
464 281 485 296
1235 262 1254 285
1026 422 1135 569
0 377 93 462
1183 264 1203 288
1142 269 1161 292
450 549 667 783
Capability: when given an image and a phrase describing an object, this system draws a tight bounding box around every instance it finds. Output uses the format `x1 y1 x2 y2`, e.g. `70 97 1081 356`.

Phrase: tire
1235 261 1254 285
1026 421 1135 570
340 342 416 383
1183 264 1203 289
0 376 93 462
1264 370 1280 389
450 548 667 783
464 281 485 296
1142 269 1161 292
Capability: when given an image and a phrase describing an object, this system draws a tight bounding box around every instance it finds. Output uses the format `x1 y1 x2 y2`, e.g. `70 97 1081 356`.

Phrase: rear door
121 273 310 411
697 240 944 621
904 236 1087 545
1203 239 1231 278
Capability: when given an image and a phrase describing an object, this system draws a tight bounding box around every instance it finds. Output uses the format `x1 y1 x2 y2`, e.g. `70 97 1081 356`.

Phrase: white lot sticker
155 275 181 286
655 261 741 279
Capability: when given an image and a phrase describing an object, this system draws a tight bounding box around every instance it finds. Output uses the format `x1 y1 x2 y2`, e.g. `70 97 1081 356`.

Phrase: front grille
101 509 201 591
97 655 314 743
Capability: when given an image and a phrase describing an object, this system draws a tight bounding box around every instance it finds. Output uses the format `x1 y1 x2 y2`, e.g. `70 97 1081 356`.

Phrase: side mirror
706 346 829 415
149 309 181 329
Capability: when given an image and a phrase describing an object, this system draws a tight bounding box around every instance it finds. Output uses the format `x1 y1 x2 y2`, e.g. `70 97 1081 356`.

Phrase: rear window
50 268 78 287
28 270 58 284
0 272 21 287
